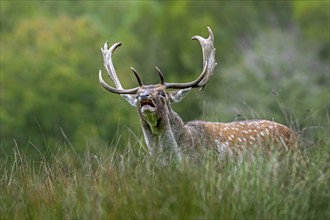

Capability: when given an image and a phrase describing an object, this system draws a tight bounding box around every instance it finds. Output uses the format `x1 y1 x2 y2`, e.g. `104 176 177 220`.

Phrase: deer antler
130 67 143 86
99 42 140 94
163 27 217 89
99 27 217 93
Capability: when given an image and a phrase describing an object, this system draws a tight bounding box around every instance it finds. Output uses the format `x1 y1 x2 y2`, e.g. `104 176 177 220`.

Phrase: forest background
1 1 329 158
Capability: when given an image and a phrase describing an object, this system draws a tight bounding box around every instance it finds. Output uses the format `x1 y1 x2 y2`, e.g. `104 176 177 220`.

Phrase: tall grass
1 134 329 219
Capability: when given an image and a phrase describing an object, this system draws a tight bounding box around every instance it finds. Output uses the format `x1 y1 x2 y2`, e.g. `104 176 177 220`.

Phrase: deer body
98 27 298 159
137 87 297 157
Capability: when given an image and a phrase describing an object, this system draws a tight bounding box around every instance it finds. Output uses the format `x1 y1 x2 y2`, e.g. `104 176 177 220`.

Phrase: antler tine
99 41 140 94
155 66 165 85
130 67 143 86
165 27 217 90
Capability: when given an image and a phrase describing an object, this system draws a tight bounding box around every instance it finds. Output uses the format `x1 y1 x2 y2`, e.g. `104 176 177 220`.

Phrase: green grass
0 137 329 219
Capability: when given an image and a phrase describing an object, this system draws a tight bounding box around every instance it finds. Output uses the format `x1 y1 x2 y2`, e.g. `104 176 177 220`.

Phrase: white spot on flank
243 130 249 134
266 129 269 135
260 131 265 136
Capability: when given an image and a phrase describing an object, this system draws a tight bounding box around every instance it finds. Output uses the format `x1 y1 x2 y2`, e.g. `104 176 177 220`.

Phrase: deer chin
140 99 156 113
141 105 156 113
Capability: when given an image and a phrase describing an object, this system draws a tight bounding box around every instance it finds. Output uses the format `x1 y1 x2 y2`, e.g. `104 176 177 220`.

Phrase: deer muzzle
138 94 156 113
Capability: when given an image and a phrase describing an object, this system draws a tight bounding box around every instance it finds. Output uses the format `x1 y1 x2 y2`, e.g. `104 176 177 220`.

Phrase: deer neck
139 106 184 158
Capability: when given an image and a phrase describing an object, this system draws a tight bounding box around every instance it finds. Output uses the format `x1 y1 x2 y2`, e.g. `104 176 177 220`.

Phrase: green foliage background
1 1 329 156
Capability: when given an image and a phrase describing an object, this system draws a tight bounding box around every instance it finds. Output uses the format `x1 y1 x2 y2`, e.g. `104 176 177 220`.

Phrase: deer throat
142 111 161 135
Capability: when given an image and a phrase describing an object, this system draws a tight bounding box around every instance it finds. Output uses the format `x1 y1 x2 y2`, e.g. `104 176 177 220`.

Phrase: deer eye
158 91 166 97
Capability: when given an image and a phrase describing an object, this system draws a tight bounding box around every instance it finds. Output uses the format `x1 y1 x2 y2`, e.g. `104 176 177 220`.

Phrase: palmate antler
98 27 217 93
159 27 217 89
98 42 140 94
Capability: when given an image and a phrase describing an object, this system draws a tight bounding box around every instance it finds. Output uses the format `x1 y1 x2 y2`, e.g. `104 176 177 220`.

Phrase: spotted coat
180 120 298 157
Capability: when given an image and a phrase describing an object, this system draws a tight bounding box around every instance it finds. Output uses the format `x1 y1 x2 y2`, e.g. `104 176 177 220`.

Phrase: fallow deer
98 27 298 159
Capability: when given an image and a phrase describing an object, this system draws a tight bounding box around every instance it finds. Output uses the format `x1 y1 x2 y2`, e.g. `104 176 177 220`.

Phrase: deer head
99 27 216 133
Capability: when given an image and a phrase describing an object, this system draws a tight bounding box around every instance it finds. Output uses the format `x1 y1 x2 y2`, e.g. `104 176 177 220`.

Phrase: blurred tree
0 1 38 32
292 1 329 60
1 15 138 154
212 29 328 129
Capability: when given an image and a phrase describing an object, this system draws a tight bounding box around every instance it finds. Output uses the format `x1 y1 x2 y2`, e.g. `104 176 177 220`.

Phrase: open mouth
140 99 156 112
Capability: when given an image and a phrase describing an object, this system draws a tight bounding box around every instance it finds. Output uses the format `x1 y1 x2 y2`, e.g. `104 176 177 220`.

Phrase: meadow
1 129 329 219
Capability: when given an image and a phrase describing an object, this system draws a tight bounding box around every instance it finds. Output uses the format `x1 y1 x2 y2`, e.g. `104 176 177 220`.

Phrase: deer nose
138 92 151 100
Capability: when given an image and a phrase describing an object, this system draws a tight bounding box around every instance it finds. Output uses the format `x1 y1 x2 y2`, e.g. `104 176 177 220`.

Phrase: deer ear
120 94 138 106
169 88 191 103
